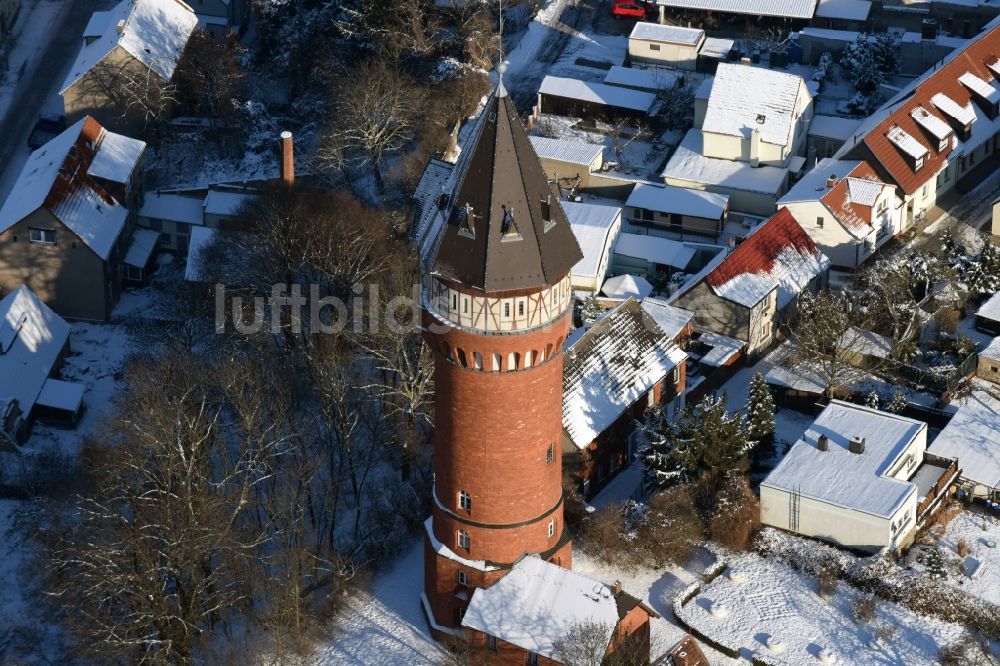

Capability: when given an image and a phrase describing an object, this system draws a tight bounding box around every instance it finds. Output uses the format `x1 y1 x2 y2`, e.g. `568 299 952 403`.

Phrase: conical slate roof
429 91 583 293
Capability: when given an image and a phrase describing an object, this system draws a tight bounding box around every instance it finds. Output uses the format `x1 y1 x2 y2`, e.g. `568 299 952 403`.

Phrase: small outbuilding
976 291 1000 336
538 75 656 122
628 22 705 70
978 337 1000 384
564 200 622 293
625 182 729 238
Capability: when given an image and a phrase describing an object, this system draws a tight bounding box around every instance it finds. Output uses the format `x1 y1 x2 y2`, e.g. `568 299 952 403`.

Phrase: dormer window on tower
458 203 477 239
500 205 521 241
542 195 556 233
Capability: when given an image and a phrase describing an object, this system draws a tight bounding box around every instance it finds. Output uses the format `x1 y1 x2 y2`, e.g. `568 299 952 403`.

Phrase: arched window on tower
492 353 502 372
473 352 483 370
523 350 532 368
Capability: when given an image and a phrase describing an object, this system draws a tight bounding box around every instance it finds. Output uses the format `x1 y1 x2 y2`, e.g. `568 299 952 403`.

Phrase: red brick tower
420 76 583 631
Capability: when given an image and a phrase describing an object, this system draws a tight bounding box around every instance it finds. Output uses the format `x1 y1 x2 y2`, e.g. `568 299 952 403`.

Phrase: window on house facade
486 635 497 651
452 293 458 311
473 352 483 370
649 43 660 51
547 443 554 464
914 155 924 171
518 300 525 317
504 302 511 319
463 297 469 314
816 216 823 228
457 570 467 586
922 184 929 199
28 228 56 244
876 198 888 214
672 365 681 385
492 353 502 372
459 490 472 512
528 651 540 666
548 520 555 538
457 530 470 550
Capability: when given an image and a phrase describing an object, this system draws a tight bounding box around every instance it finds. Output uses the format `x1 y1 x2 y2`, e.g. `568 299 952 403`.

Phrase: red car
611 0 654 18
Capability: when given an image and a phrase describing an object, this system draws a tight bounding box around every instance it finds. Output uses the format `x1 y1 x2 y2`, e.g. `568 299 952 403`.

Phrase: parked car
27 114 66 150
611 0 655 18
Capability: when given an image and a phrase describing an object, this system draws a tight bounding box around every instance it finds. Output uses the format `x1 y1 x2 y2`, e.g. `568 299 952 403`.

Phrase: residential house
462 555 659 665
700 63 813 169
929 387 1000 502
0 286 84 446
977 336 1000 383
563 298 687 498
671 208 831 360
564 199 622 293
779 158 903 270
190 0 249 37
834 20 1000 232
625 182 729 240
627 22 704 70
537 75 656 123
976 291 1000 335
0 0 18 36
760 401 959 553
61 0 198 135
0 117 150 321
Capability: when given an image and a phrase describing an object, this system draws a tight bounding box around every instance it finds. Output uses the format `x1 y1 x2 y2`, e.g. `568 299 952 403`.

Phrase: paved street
0 0 113 202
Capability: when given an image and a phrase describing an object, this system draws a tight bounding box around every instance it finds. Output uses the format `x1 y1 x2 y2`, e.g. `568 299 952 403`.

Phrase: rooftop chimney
826 174 837 188
749 128 760 168
612 580 622 595
817 434 828 451
116 19 126 35
740 57 752 66
280 131 294 186
849 436 866 454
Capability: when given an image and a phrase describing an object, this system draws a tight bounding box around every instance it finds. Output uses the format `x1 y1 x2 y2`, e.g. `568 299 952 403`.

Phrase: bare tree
608 116 650 167
326 59 424 193
79 58 177 137
459 8 499 70
173 29 248 122
554 621 615 666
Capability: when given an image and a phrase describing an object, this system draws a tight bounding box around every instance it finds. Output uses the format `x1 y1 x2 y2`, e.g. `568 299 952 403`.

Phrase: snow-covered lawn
905 510 1000 607
310 540 443 665
677 551 965 665
573 548 743 665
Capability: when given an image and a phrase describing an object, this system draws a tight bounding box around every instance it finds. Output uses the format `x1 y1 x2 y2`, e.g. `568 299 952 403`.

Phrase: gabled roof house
672 208 830 358
0 117 149 321
62 0 198 133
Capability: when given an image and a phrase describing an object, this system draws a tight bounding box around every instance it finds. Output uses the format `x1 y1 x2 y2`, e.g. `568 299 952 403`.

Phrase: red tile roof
705 208 820 289
820 161 886 236
862 23 1000 195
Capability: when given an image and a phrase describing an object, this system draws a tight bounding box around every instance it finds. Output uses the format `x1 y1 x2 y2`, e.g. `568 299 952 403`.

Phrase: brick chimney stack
280 131 294 185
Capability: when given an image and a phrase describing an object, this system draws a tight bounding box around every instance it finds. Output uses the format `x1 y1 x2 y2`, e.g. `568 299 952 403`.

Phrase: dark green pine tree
746 373 775 445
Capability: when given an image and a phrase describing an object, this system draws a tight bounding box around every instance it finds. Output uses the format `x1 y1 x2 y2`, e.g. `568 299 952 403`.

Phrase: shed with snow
538 75 657 122
627 22 704 70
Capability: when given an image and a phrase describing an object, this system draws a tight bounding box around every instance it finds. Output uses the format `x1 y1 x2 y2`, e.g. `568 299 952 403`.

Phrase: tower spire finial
496 0 508 97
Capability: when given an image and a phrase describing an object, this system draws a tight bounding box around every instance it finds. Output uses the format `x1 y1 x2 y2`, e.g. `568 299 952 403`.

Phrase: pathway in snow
310 540 444 665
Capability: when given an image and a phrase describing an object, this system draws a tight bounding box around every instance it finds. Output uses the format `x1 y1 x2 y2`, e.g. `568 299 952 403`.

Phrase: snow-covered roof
185 226 217 282
602 273 654 300
910 106 952 141
614 232 696 270
564 200 621 280
778 158 860 203
35 378 85 413
977 291 1000 322
808 114 862 141
0 117 130 260
700 37 735 59
641 297 694 341
696 329 744 366
203 189 254 217
931 93 976 126
410 158 455 253
662 130 789 195
603 65 678 92
886 126 928 160
762 401 925 518
629 22 704 46
539 75 656 113
0 286 71 427
124 228 160 268
139 193 205 225
959 71 1000 104
814 0 871 19
980 336 1000 362
655 0 817 18
86 131 145 183
83 10 112 38
704 209 830 309
701 63 807 147
529 135 604 166
929 389 1000 490
462 556 620 661
626 182 728 220
563 298 686 448
845 177 882 206
62 0 198 93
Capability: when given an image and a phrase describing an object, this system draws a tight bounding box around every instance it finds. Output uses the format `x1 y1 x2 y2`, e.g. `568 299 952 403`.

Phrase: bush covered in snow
839 32 899 94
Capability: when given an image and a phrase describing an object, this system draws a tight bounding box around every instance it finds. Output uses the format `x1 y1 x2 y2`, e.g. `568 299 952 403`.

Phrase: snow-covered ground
677 551 965 665
310 539 444 665
905 510 1000 607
